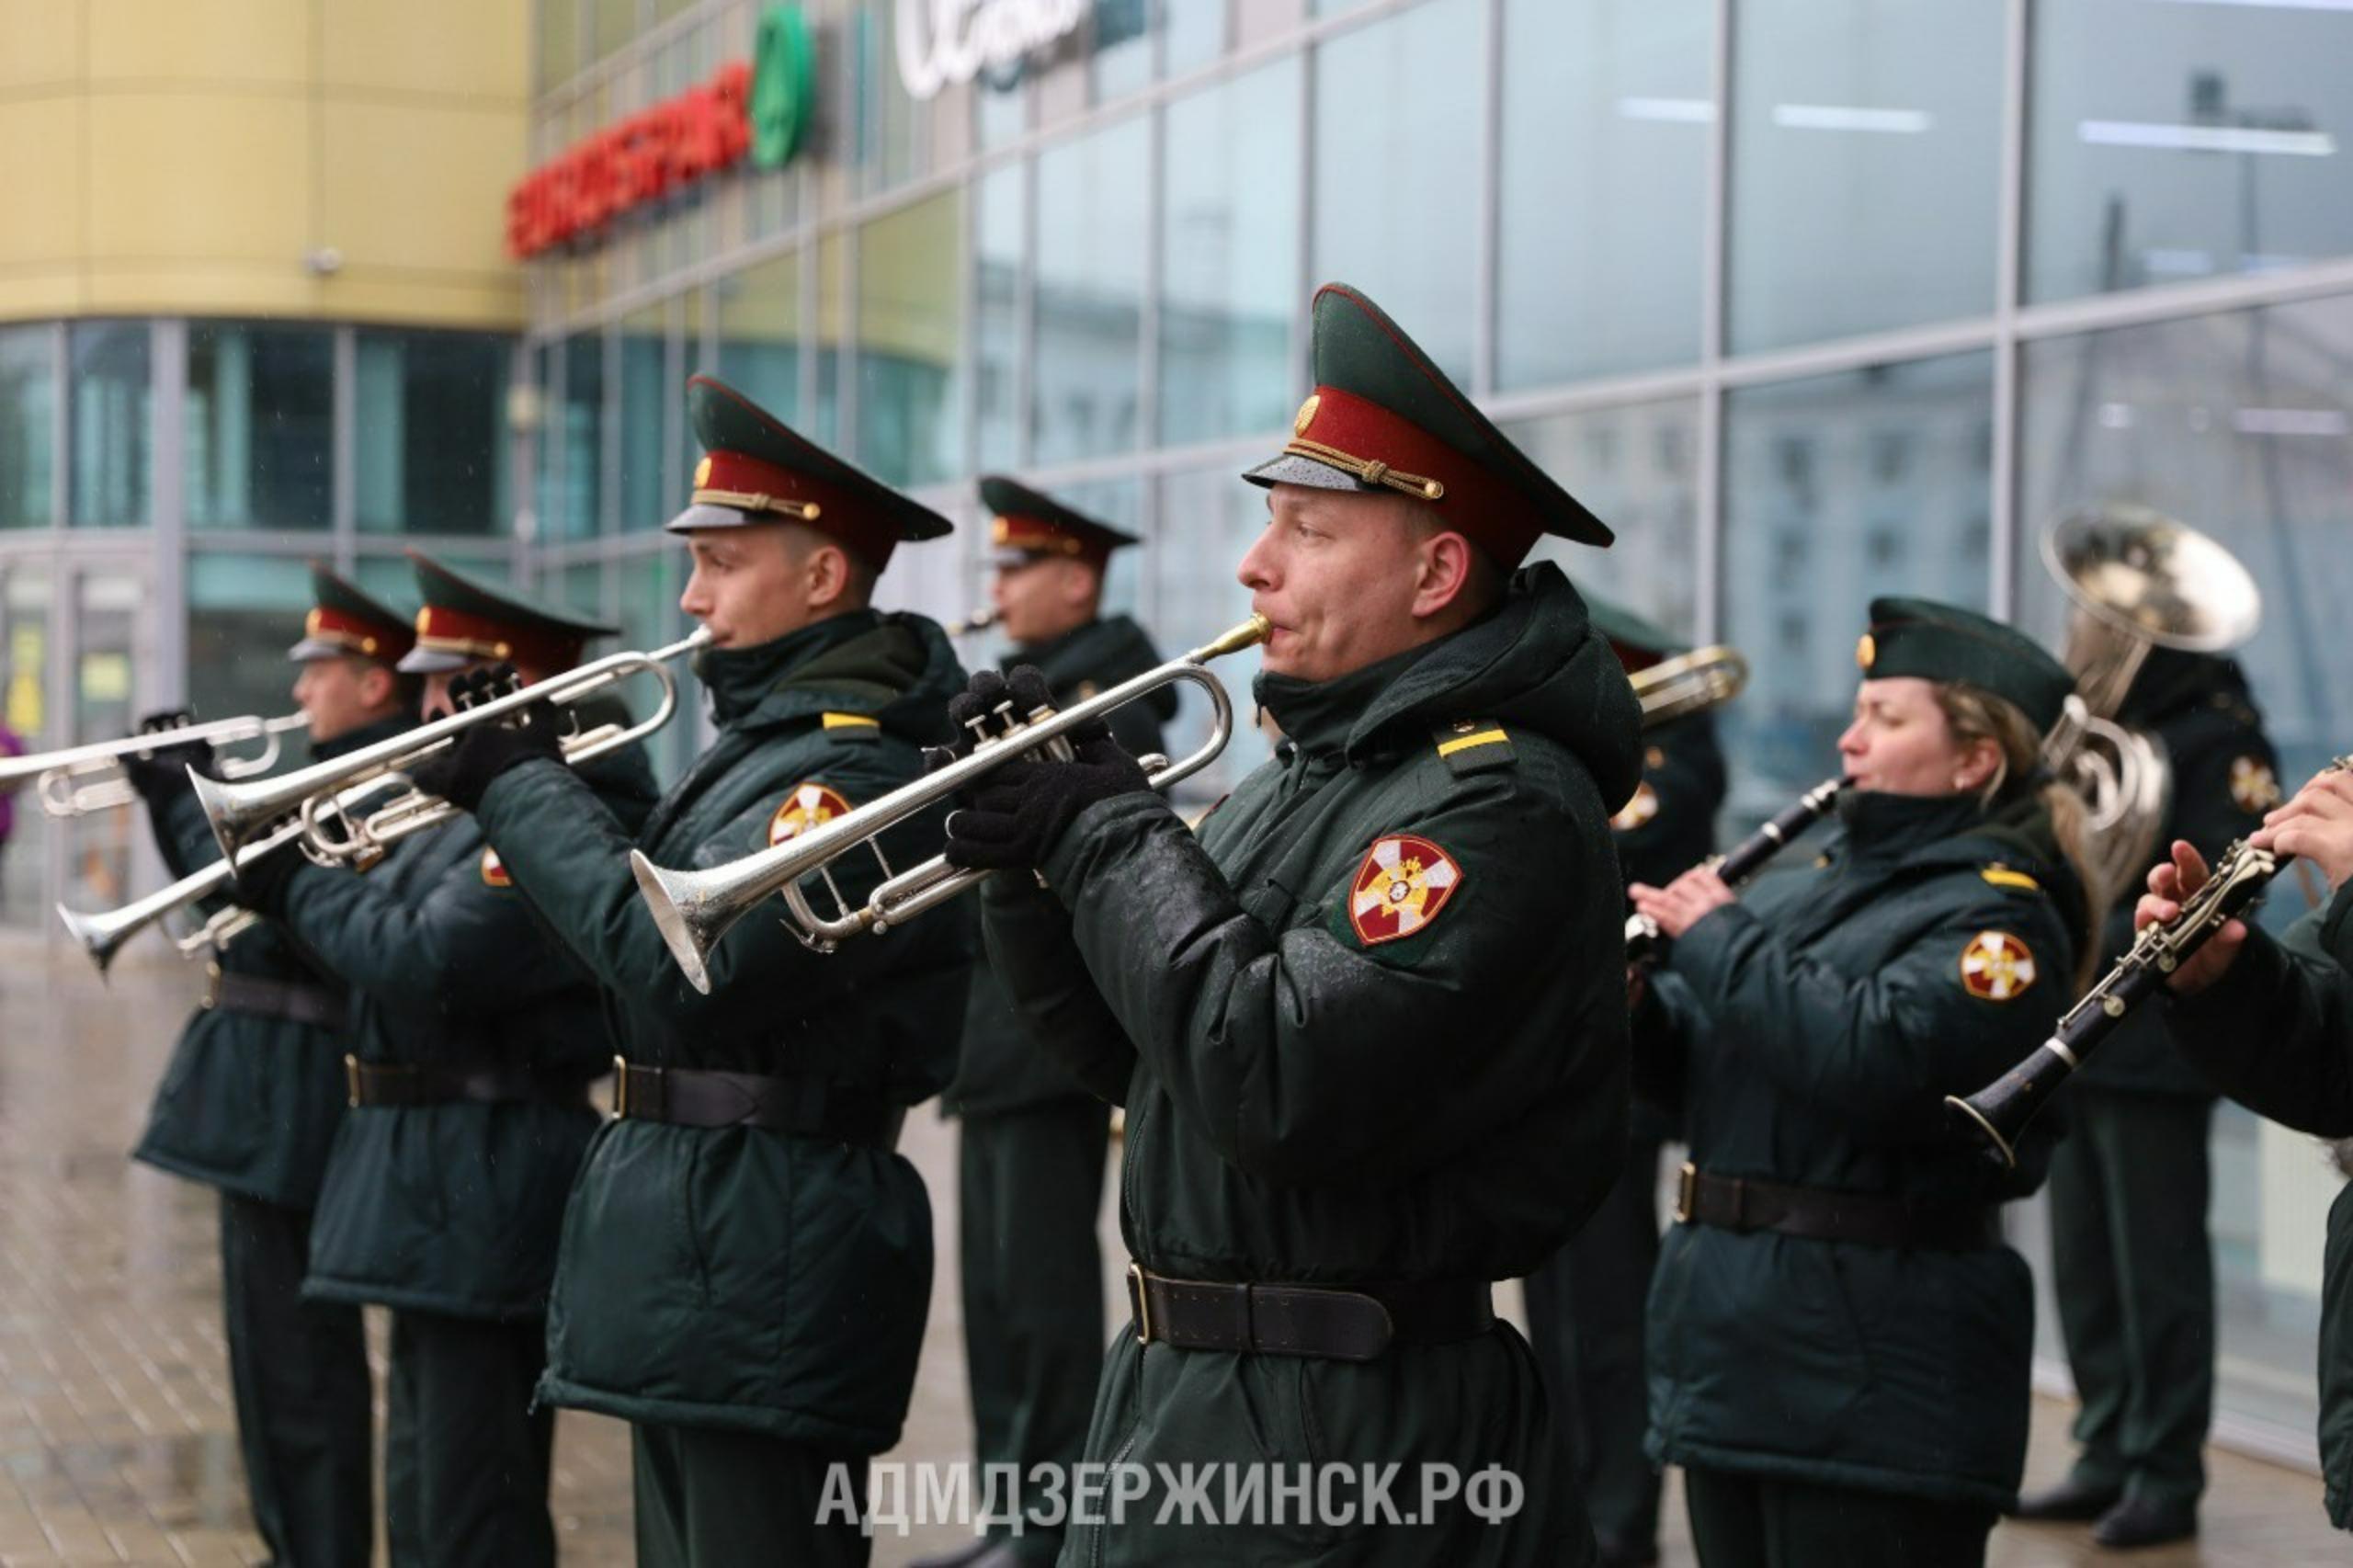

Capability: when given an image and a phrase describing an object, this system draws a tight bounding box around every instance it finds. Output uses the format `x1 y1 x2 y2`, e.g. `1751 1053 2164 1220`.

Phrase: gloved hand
231 838 308 916
120 710 222 805
943 732 1151 872
406 665 564 815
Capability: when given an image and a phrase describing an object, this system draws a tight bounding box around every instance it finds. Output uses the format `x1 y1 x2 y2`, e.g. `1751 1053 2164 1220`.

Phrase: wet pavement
0 931 2339 1564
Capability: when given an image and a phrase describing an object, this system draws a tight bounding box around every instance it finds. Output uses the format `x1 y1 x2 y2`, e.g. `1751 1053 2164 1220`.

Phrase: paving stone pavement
0 931 2340 1564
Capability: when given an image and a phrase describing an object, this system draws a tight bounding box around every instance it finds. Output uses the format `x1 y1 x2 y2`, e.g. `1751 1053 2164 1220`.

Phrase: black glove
405 666 564 815
120 709 222 805
943 731 1151 872
232 839 307 916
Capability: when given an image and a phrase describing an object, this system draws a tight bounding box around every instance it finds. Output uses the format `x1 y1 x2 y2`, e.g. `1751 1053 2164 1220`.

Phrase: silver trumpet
193 630 711 868
0 711 309 819
1631 644 1747 730
632 614 1272 994
55 774 406 977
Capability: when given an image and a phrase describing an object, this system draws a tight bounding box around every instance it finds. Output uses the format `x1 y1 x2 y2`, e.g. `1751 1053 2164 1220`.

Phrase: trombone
193 630 711 868
0 711 309 819
55 773 408 977
632 615 1271 993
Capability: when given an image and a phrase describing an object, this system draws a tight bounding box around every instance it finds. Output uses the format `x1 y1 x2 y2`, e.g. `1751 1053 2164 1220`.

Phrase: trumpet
0 711 309 819
193 631 711 868
1947 753 2353 1168
1631 644 1748 730
1626 777 1845 960
632 615 1271 993
55 774 407 976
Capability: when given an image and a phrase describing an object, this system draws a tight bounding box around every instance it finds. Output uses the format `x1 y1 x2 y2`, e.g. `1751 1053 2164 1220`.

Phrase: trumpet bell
2045 506 2261 653
53 903 126 979
631 850 727 995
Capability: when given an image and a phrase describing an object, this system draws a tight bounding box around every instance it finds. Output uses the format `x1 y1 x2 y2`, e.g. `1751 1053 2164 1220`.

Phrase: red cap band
307 606 413 663
1286 386 1540 566
693 449 901 570
414 605 583 674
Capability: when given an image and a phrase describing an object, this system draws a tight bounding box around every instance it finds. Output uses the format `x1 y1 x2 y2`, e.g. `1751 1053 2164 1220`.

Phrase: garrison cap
398 551 618 676
666 375 953 571
1586 595 1688 665
980 474 1138 571
1243 282 1613 566
288 563 415 666
1859 597 2075 735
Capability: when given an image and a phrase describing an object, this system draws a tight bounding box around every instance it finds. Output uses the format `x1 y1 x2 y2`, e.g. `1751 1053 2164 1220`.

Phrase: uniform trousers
1684 1470 1994 1568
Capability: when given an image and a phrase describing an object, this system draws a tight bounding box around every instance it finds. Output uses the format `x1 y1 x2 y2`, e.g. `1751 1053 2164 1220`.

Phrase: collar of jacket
1254 639 1435 763
309 710 413 764
693 609 884 727
1832 788 1990 867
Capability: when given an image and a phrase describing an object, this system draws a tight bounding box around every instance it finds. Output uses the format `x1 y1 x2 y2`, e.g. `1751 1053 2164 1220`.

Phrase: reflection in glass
858 189 968 487
975 165 1026 470
1035 116 1149 465
1721 352 1995 814
1312 0 1480 385
0 566 52 921
620 306 671 529
816 233 847 450
1512 400 1703 642
70 322 152 528
1166 0 1224 74
540 0 580 89
69 568 144 914
557 332 606 540
1498 0 1710 385
1092 0 1154 102
1161 58 1301 446
1154 464 1271 801
0 326 54 529
560 562 608 620
1729 0 2002 352
717 252 803 428
593 0 637 62
187 324 332 531
620 547 692 787
187 554 313 730
356 330 512 535
352 551 506 613
2029 0 2353 302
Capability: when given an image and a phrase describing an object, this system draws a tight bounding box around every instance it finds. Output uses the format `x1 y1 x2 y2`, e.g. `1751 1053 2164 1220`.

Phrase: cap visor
664 502 761 535
1240 452 1370 494
396 646 470 675
287 637 344 662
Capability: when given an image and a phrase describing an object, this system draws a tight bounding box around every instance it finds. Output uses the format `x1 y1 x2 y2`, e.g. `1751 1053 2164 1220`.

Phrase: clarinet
1625 776 1845 962
1947 755 2350 1169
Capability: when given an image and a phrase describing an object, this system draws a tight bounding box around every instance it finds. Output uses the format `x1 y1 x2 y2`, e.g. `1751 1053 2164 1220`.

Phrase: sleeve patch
1979 864 2040 893
480 847 512 888
1610 780 1661 833
1959 930 2038 1001
2229 756 2281 812
769 781 855 846
1347 834 1464 947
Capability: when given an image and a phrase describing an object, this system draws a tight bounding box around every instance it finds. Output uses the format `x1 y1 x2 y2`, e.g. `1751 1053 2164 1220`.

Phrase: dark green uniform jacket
946 613 1173 1118
983 562 1641 1563
471 609 971 1452
1616 712 1724 893
273 723 658 1322
1640 788 2085 1510
2165 881 2353 1527
2080 651 2278 1094
133 715 411 1209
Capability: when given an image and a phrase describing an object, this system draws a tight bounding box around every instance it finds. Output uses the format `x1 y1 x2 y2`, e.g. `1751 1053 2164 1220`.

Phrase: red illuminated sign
506 62 752 259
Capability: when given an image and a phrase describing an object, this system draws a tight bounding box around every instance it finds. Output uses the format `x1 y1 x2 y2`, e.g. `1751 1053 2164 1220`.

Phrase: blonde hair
1934 682 2109 983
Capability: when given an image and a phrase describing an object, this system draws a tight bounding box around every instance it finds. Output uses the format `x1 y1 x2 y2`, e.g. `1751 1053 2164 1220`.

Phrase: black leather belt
204 966 347 1030
1675 1163 1999 1251
1125 1265 1495 1362
345 1056 592 1111
612 1060 905 1150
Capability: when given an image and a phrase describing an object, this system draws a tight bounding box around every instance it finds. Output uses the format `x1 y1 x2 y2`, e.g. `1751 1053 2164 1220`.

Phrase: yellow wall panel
85 0 309 86
0 99 86 273
0 0 86 92
85 95 311 269
318 100 524 280
322 0 529 105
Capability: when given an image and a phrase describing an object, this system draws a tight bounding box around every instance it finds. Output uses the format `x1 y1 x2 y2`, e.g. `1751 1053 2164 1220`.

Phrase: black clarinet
1625 776 1845 962
1947 753 2352 1167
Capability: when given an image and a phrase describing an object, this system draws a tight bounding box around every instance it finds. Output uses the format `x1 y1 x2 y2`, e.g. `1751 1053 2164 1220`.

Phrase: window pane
1034 115 1148 465
621 548 693 787
716 252 803 428
976 73 1028 149
1161 57 1301 446
1510 400 1703 640
187 554 313 728
0 325 54 529
555 333 605 540
0 566 53 923
356 330 511 536
1155 464 1272 801
594 0 638 61
858 189 967 486
1721 351 1995 815
559 562 608 619
974 165 1025 470
619 306 671 529
2028 0 2353 302
187 323 332 532
540 0 580 89
1312 0 1480 385
1092 0 1154 103
351 551 507 610
815 233 847 450
70 322 151 528
1729 0 2002 353
1167 0 1225 74
1498 0 1709 385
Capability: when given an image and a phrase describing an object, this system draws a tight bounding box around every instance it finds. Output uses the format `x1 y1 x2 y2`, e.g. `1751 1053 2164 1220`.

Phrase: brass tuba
2040 506 2261 902
1630 644 1747 730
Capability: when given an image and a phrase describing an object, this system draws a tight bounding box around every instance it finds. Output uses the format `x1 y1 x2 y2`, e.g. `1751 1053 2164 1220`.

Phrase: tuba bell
2040 505 2261 903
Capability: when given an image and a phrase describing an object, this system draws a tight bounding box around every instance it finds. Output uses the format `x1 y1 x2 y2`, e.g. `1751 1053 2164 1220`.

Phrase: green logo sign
751 5 813 171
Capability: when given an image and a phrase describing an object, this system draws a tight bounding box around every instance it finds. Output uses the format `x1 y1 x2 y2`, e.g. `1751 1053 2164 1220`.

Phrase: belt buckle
200 962 223 1010
344 1053 363 1108
1675 1161 1698 1224
611 1056 632 1119
1129 1262 1154 1346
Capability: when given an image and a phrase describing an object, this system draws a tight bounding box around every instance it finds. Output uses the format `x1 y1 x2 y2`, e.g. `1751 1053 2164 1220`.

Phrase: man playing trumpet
945 283 1641 1564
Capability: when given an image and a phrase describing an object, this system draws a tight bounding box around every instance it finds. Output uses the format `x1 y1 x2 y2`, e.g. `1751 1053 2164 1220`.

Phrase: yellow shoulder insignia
1981 864 2040 893
822 711 880 731
1434 720 1514 775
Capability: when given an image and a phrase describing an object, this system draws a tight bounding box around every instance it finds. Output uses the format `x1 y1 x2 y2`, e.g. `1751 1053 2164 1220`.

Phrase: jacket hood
1835 784 2090 967
699 608 966 745
1255 562 1643 808
1008 614 1176 722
